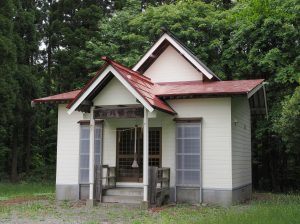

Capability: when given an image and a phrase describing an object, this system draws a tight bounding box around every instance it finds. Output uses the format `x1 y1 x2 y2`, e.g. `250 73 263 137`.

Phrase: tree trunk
11 128 19 182
25 116 32 174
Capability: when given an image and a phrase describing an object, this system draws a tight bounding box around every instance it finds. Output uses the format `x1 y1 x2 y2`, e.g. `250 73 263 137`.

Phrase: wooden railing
148 167 170 206
95 165 116 202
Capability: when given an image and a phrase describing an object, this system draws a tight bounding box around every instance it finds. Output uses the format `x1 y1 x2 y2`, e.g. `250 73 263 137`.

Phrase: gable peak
133 29 221 81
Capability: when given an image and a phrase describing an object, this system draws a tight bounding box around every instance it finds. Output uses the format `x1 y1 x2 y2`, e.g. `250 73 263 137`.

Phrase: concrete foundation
173 184 252 206
79 184 90 200
232 184 252 204
56 183 252 206
56 184 79 200
176 187 200 204
202 184 252 206
86 199 96 207
202 188 232 206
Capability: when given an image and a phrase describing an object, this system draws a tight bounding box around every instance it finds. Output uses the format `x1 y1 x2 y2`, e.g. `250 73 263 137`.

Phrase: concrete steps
102 187 143 204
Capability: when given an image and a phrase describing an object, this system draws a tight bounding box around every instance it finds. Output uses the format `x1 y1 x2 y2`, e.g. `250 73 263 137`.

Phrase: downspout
143 108 149 202
263 83 269 120
199 121 203 204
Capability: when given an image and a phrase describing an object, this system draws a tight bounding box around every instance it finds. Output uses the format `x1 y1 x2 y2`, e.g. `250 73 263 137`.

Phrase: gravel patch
0 198 146 224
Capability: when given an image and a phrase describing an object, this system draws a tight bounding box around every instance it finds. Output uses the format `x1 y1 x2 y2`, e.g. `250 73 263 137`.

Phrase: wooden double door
116 127 161 182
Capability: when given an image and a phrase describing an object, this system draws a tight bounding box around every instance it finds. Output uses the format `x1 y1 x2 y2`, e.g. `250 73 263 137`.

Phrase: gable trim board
133 32 220 81
67 65 154 115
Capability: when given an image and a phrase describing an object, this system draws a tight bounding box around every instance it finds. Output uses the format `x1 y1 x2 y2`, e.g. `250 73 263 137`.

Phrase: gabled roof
132 28 221 81
66 57 176 115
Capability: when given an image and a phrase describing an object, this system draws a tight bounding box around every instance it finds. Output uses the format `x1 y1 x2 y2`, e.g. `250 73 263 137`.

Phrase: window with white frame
176 122 201 186
79 123 102 184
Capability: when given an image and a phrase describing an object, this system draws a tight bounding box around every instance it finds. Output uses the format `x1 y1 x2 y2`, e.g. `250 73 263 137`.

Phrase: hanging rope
132 125 139 168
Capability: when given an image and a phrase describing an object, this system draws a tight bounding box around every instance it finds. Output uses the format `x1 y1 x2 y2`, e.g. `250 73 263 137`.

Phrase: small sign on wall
94 107 144 119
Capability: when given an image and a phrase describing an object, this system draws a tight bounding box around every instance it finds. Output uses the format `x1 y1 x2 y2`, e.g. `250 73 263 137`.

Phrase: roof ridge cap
101 56 153 84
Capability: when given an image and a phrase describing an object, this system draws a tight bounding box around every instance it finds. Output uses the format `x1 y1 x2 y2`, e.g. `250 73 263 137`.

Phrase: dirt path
0 195 49 206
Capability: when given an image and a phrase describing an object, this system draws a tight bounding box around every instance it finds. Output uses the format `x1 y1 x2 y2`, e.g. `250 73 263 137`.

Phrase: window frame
175 120 202 187
78 120 103 184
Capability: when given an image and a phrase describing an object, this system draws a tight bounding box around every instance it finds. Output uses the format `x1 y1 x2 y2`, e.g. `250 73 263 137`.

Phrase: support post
88 106 95 204
263 84 268 120
143 107 149 203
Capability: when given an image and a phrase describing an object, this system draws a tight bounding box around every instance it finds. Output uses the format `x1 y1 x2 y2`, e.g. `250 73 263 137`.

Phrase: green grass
0 183 299 224
0 182 55 200
104 194 300 224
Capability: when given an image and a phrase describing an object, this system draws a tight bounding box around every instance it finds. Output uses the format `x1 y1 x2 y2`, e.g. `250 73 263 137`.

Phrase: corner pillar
89 106 95 202
143 107 149 202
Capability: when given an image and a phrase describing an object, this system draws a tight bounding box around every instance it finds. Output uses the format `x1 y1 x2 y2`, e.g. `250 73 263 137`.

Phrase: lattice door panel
117 127 161 182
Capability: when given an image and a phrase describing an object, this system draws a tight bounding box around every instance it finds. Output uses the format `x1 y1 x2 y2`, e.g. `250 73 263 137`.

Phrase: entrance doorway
116 127 161 182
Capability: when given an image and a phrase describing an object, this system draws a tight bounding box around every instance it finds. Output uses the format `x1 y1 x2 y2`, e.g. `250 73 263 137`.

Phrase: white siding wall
56 104 83 185
231 97 251 188
56 97 234 190
93 77 138 106
143 45 203 82
168 98 233 189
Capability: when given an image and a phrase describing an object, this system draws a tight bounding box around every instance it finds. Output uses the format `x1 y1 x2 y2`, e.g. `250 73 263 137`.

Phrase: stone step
102 195 143 204
104 188 143 197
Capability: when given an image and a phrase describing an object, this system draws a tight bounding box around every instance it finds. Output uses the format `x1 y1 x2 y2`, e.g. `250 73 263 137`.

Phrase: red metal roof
32 59 264 114
32 89 81 103
65 57 176 114
154 79 264 97
108 58 176 114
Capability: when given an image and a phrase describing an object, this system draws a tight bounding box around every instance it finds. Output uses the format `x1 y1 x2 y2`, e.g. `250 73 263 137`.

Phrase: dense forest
0 0 299 192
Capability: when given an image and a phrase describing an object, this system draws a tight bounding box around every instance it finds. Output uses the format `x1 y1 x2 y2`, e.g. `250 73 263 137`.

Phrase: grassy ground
0 182 55 200
0 183 299 224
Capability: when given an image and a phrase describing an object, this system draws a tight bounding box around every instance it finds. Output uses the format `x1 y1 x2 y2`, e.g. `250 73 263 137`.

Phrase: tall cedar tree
0 0 18 180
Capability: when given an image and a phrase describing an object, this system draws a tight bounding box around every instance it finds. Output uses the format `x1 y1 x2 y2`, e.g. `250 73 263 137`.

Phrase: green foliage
275 84 300 151
37 0 103 91
81 0 230 78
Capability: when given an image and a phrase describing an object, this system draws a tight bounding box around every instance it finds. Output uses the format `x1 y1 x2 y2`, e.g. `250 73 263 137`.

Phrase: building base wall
175 187 200 204
56 184 79 200
232 184 252 204
173 184 252 206
55 184 252 206
202 188 233 206
202 184 252 206
79 184 90 200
